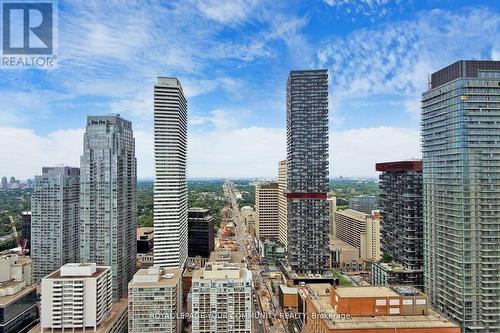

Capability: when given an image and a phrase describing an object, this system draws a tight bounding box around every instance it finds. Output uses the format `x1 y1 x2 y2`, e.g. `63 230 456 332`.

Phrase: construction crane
8 215 27 255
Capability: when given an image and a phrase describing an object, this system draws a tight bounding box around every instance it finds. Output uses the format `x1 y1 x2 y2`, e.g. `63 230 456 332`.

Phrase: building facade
0 254 38 333
422 60 500 332
188 208 215 258
286 69 330 273
375 160 423 289
349 195 378 214
80 115 137 301
255 182 280 241
128 267 182 333
31 167 80 283
154 77 188 269
297 284 460 333
278 160 288 247
334 209 381 262
41 263 113 331
191 262 252 333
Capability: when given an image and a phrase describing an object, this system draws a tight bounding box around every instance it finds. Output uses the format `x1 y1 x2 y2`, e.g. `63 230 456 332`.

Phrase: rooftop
334 286 400 298
130 267 181 287
0 284 36 307
45 263 109 279
279 285 297 295
136 227 154 240
303 284 459 330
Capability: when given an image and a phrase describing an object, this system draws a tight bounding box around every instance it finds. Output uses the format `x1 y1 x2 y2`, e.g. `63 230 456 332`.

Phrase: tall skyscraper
422 60 500 332
286 69 330 273
31 167 80 282
255 182 280 241
373 160 423 289
80 115 137 301
278 160 288 247
154 77 188 269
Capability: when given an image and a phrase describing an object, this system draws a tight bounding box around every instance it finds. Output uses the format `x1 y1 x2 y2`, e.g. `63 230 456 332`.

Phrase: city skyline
1 1 500 179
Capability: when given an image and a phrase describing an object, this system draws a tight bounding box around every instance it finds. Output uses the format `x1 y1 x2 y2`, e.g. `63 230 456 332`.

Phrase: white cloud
318 8 500 101
195 0 261 25
0 125 420 179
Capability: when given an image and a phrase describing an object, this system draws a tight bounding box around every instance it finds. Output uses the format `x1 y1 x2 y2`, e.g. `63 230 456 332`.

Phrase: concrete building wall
154 77 188 270
255 182 280 241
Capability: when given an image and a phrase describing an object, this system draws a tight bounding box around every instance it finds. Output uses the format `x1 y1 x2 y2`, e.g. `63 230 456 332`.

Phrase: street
224 181 287 333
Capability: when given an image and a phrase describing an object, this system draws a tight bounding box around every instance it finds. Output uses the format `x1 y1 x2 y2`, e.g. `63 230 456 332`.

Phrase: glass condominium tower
80 114 137 301
286 69 330 273
153 77 188 269
422 60 500 332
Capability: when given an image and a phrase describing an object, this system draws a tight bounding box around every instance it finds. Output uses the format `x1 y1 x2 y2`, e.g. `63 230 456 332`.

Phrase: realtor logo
1 0 57 68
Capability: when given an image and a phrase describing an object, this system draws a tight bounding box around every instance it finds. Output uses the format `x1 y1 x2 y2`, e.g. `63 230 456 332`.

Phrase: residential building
278 160 288 248
0 254 38 333
328 197 337 236
422 60 500 332
154 77 188 269
40 263 114 331
31 167 80 283
278 285 298 310
374 160 423 289
188 207 215 258
297 284 460 333
21 211 31 255
286 69 330 273
128 267 182 333
1 177 7 190
255 182 279 241
349 195 377 214
191 261 252 333
334 209 381 261
137 227 154 254
80 114 137 301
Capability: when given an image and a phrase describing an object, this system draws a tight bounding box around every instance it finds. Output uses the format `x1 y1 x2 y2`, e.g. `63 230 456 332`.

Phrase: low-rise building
329 238 365 271
128 267 182 333
349 195 377 214
191 262 252 333
41 263 113 331
278 285 298 309
372 262 424 290
261 239 286 265
297 284 460 333
0 254 38 333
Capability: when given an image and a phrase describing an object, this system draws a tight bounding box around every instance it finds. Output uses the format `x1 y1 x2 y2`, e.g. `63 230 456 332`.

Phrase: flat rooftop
130 267 181 287
329 237 359 251
45 265 108 279
208 250 243 264
305 285 459 330
279 285 297 295
0 284 36 307
334 286 400 298
136 227 154 240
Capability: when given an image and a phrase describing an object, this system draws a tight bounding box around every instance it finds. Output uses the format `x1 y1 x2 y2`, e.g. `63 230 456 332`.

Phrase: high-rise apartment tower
31 167 80 283
153 77 188 269
422 60 500 332
286 69 330 273
80 114 137 301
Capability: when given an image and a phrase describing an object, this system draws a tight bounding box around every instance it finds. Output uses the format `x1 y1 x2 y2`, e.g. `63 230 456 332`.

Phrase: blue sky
1 0 499 179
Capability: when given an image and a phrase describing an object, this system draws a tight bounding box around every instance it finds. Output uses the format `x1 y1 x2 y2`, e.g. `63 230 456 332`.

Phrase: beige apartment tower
334 209 381 261
255 182 280 241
